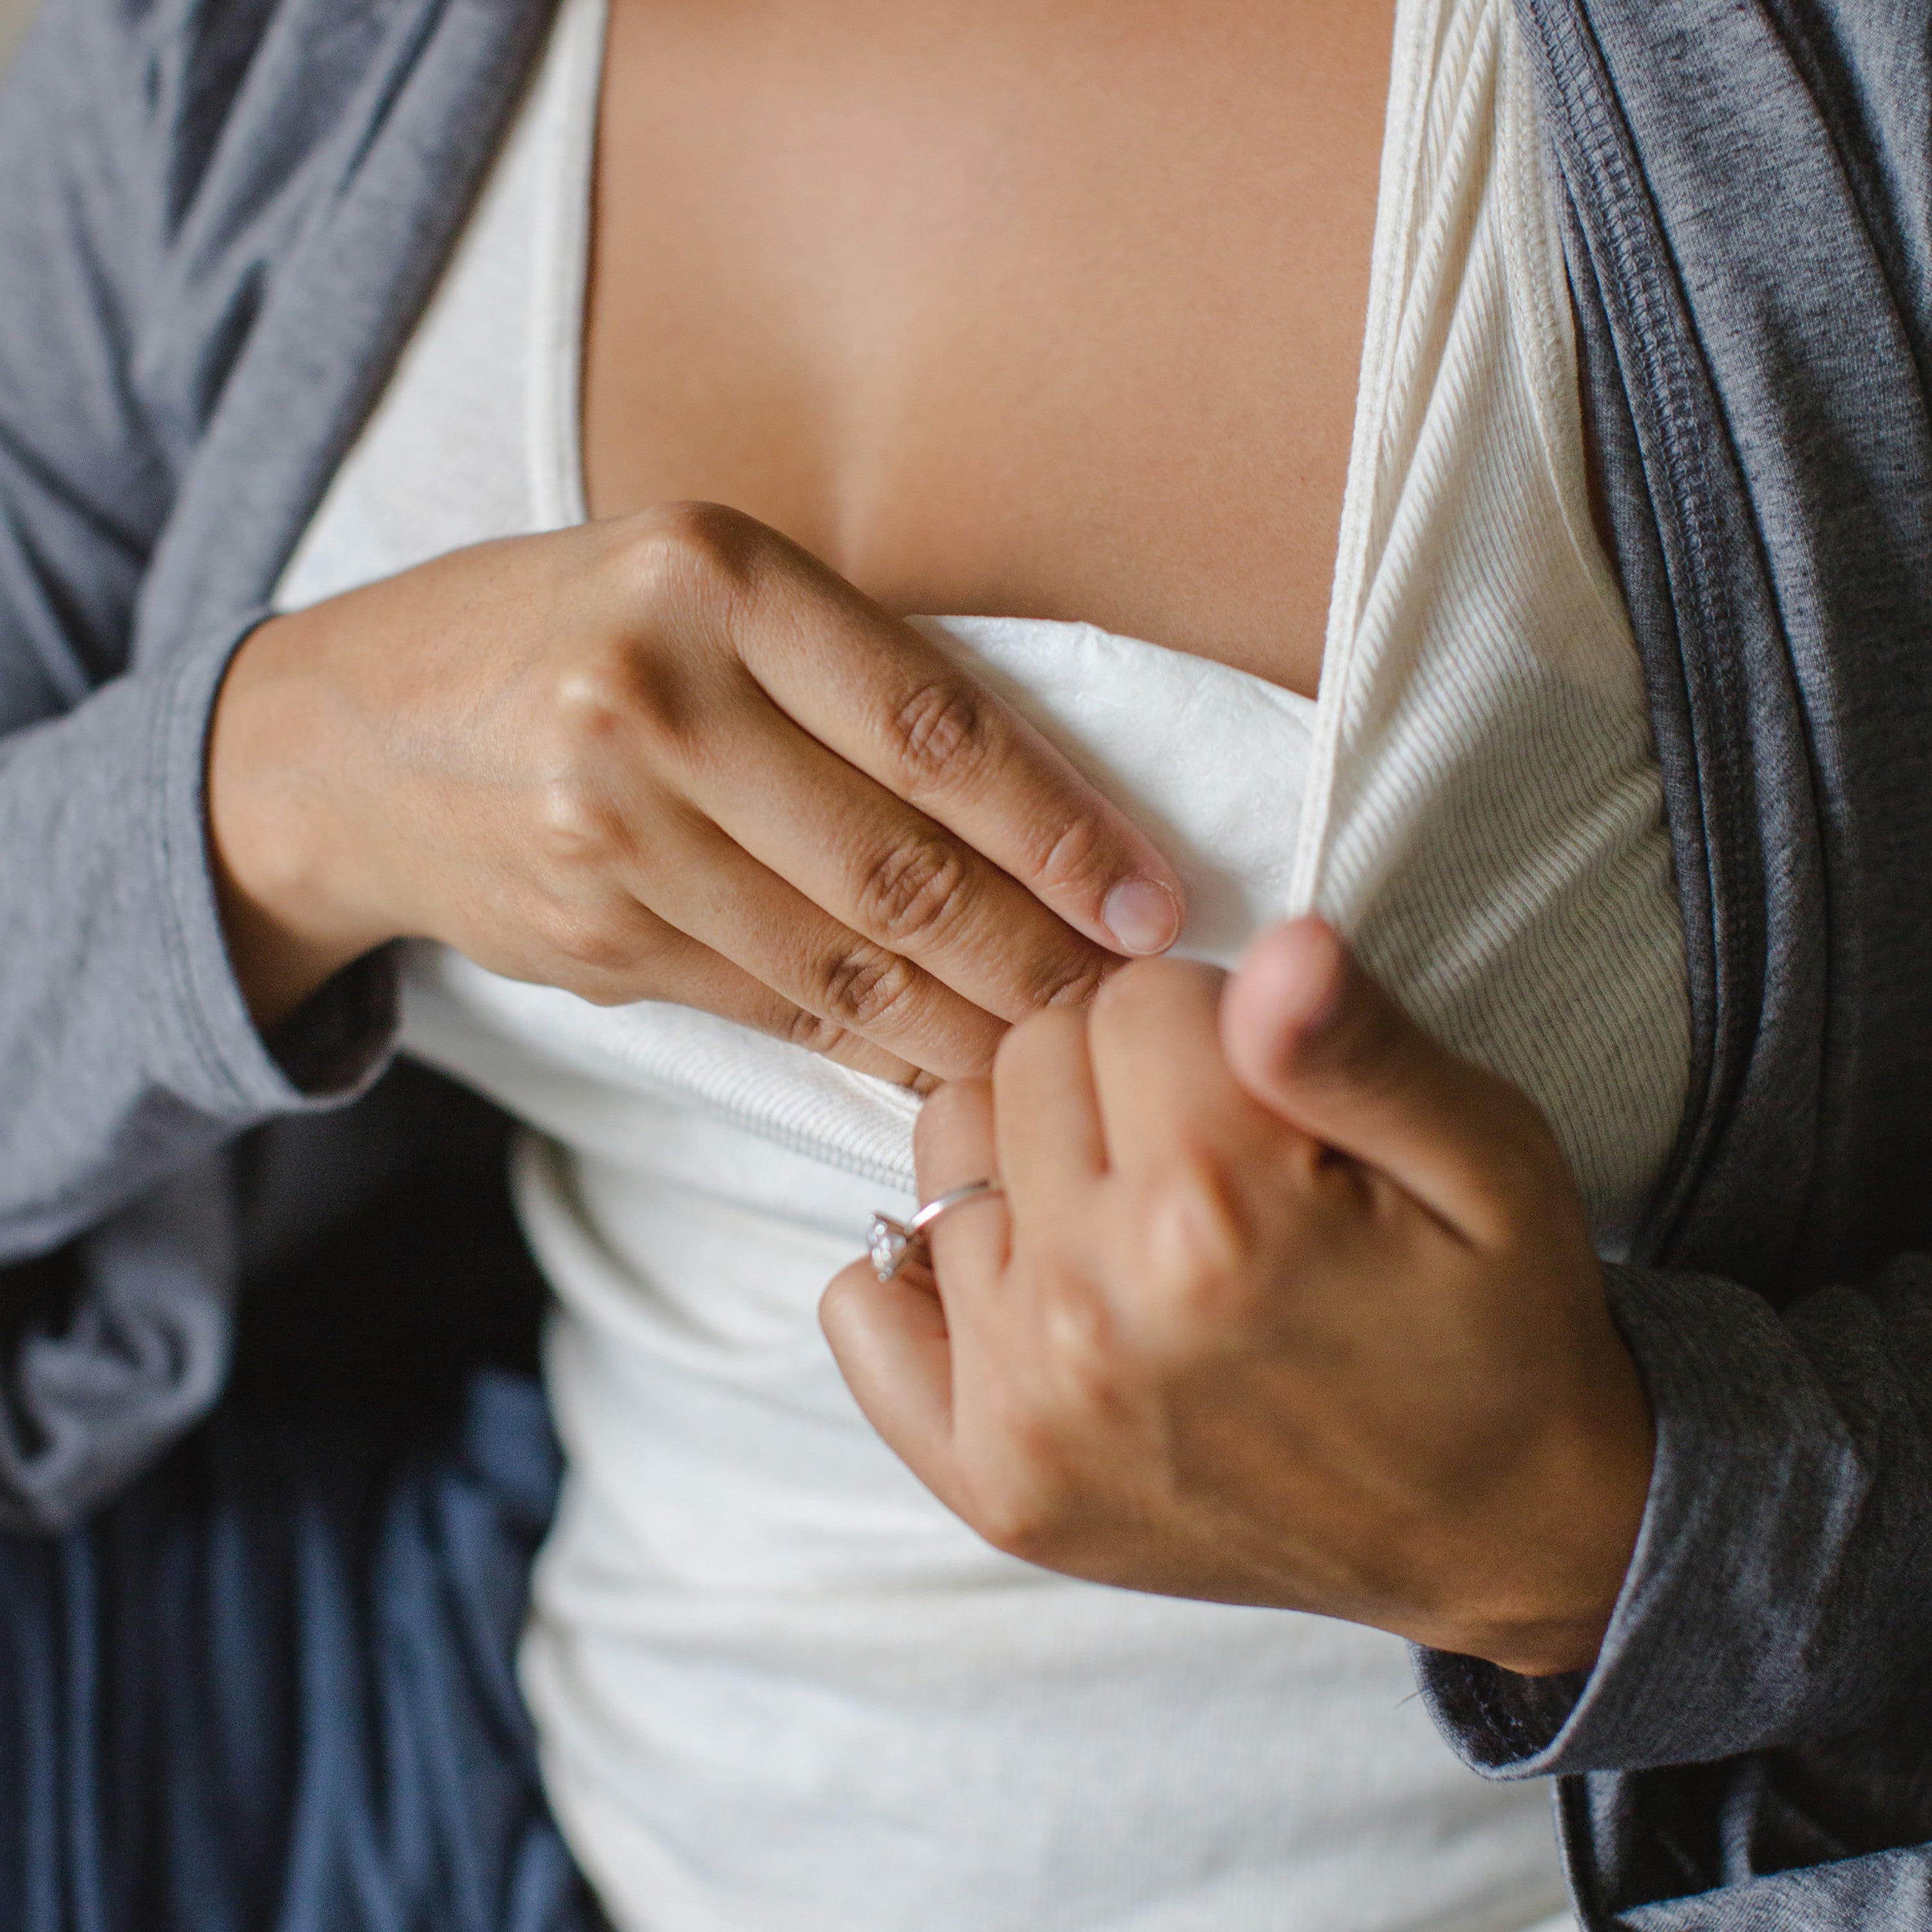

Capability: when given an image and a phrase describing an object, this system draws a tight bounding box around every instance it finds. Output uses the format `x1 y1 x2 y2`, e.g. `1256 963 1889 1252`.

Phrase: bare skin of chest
583 0 1394 698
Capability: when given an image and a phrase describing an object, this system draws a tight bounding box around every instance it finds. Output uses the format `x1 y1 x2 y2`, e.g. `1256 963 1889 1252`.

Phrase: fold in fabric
0 1370 601 1932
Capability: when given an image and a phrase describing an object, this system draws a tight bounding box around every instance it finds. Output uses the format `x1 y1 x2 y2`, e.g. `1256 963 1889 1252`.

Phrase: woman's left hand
821 916 1654 1677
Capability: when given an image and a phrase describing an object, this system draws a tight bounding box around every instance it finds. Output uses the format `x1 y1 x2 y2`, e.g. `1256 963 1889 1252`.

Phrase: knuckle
531 728 632 867
533 900 636 980
854 834 973 950
536 652 688 832
548 651 635 732
967 1464 1068 1564
1042 1266 1119 1381
980 1511 1052 1566
814 941 924 1034
624 500 766 594
547 627 723 791
606 502 772 643
781 1005 864 1061
1138 1148 1256 1328
1030 808 1113 900
533 767 621 858
1025 949 1110 1014
890 678 998 800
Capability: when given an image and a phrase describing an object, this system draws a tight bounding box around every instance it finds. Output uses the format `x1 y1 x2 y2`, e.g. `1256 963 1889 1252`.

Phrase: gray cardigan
3 1 1929 1924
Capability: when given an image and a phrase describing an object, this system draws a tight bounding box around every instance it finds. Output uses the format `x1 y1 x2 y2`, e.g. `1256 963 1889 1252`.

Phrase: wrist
207 612 397 1029
1448 1354 1654 1678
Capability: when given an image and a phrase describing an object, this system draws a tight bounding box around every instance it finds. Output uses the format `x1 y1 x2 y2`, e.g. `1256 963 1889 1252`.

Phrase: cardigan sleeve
1416 1256 1932 1926
0 0 397 1527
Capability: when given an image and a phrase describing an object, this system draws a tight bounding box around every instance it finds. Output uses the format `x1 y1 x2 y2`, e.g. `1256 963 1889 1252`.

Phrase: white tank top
277 1 1683 1926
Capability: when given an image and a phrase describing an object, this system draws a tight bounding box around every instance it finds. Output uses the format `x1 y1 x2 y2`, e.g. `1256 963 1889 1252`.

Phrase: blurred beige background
0 0 32 73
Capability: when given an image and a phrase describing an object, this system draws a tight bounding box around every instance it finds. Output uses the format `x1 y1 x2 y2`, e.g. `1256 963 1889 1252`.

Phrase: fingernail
1103 878 1182 955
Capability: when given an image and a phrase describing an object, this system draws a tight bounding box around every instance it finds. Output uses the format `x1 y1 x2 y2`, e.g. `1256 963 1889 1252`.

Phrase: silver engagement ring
867 1179 1005 1282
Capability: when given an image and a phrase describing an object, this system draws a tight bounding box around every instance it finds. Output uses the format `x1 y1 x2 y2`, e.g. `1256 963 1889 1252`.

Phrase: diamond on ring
867 1214 913 1282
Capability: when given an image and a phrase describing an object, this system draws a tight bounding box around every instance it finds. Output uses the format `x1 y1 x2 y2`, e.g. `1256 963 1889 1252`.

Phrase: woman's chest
296 0 1690 1273
582 0 1395 695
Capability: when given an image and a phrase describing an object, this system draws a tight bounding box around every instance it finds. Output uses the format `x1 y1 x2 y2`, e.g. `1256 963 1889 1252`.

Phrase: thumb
1220 917 1548 1240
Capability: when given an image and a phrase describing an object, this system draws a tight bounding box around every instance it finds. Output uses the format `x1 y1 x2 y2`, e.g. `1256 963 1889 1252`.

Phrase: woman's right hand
207 504 1184 1084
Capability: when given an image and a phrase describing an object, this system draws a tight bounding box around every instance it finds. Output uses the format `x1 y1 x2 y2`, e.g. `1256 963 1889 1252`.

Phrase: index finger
730 536 1186 959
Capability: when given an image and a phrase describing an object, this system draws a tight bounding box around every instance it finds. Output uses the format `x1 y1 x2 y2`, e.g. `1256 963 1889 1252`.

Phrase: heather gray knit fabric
0 3 33 74
2 1 1930 1924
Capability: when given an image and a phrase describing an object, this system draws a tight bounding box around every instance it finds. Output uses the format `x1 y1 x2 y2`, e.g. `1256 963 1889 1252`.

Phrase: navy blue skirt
0 1367 605 1932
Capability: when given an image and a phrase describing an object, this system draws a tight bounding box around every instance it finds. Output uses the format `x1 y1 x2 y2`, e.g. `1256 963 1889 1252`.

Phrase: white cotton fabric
275 0 1680 1924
